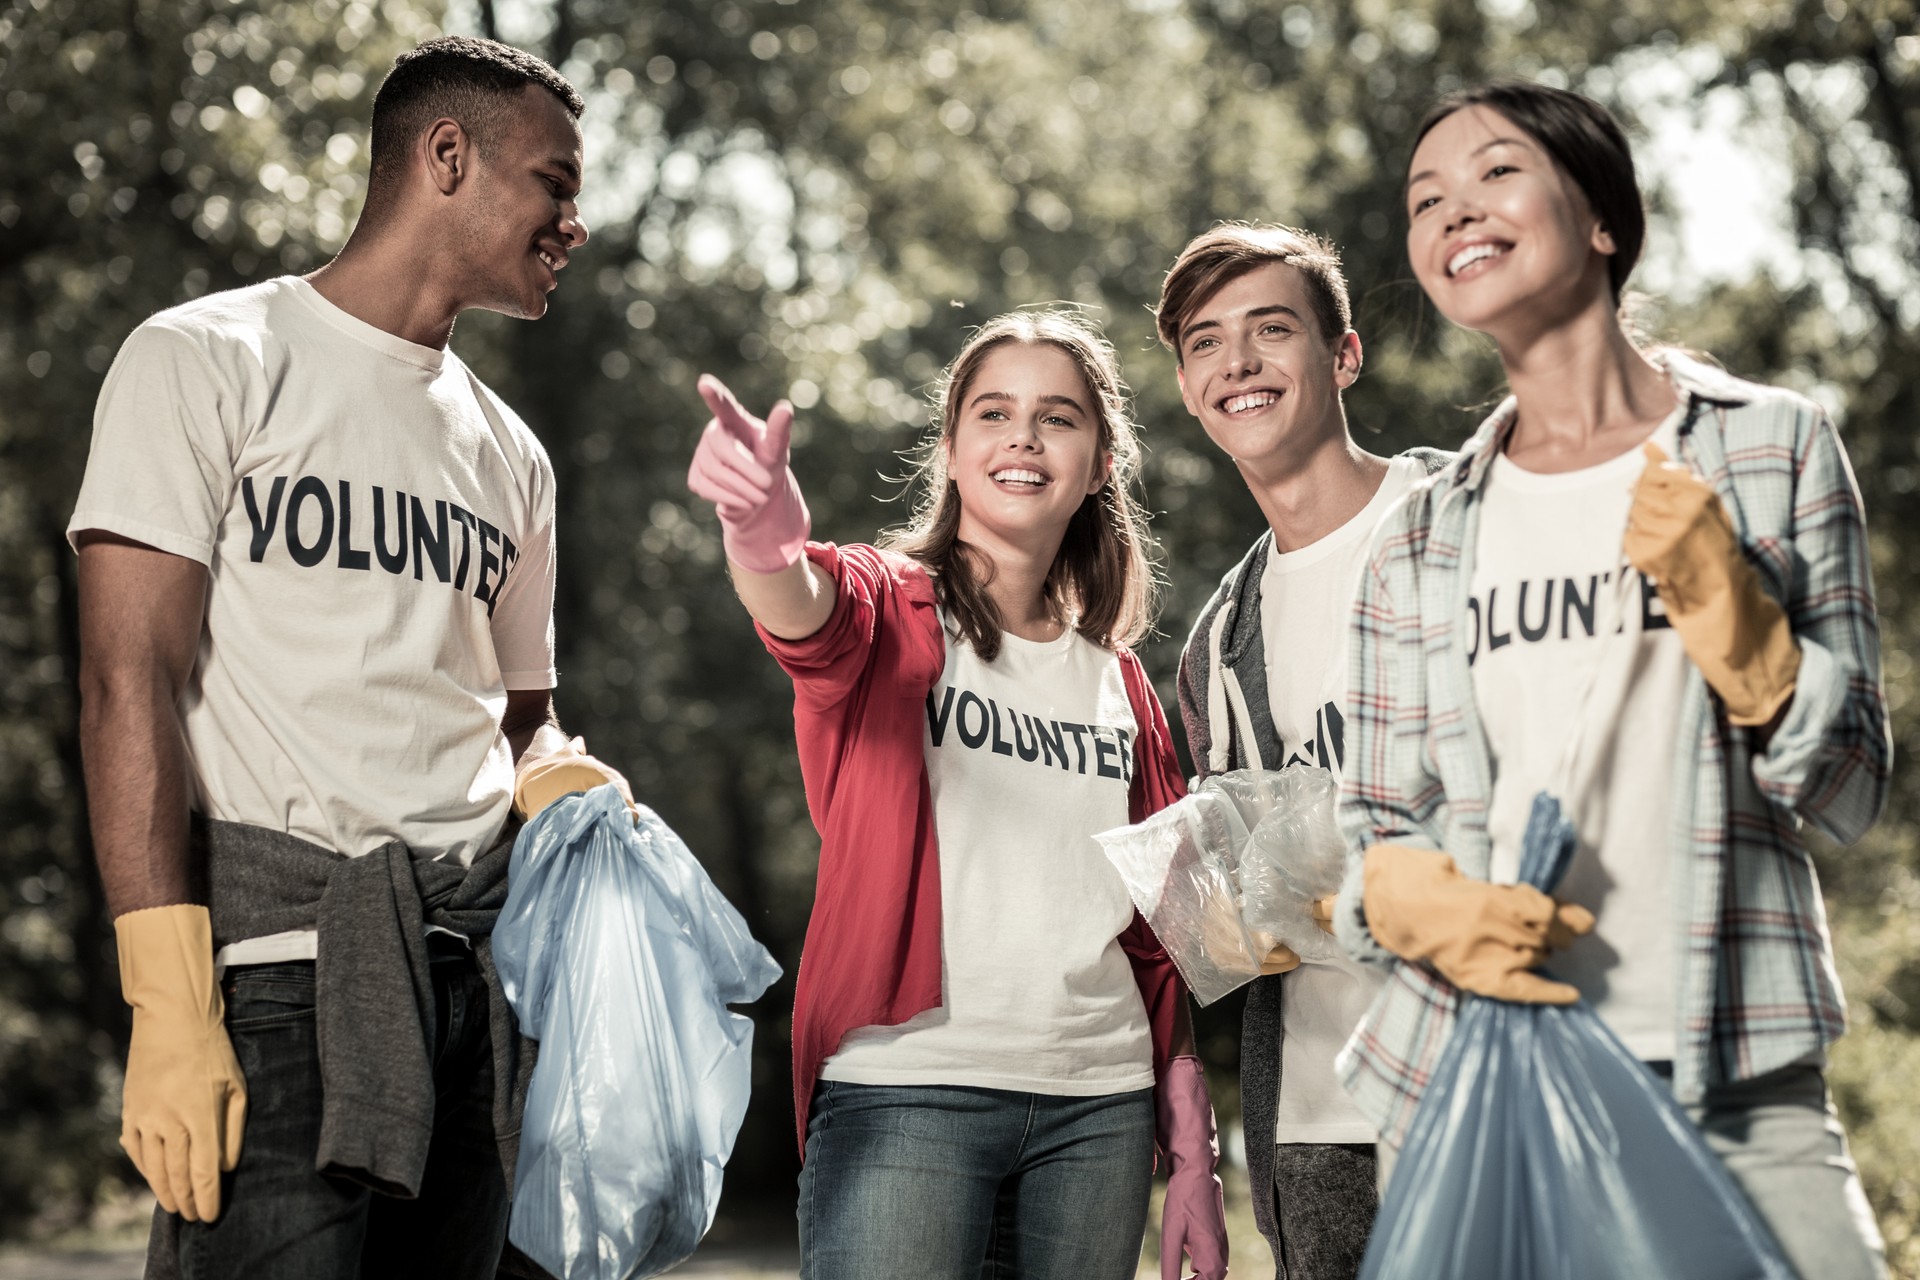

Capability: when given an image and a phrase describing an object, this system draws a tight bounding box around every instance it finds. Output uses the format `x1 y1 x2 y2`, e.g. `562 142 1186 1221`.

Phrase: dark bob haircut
1411 80 1645 301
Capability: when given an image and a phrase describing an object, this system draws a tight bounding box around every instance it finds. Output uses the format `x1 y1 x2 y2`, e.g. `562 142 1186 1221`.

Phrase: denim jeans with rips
164 945 508 1280
797 1080 1155 1280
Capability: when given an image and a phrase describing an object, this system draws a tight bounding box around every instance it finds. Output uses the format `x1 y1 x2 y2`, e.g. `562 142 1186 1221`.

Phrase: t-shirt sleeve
489 453 558 690
67 323 238 563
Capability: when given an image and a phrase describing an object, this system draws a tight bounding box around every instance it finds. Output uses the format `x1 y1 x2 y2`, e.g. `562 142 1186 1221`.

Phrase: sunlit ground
0 1157 1275 1279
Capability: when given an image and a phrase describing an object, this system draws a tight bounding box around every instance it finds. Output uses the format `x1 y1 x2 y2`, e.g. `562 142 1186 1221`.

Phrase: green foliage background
3 0 1917 1268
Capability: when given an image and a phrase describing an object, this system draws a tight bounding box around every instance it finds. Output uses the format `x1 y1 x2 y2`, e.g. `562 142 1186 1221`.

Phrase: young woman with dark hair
1329 80 1891 1277
686 311 1229 1280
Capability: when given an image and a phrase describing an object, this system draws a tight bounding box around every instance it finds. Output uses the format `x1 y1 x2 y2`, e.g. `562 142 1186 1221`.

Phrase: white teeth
992 468 1048 486
1447 242 1506 277
536 249 558 269
1223 392 1278 414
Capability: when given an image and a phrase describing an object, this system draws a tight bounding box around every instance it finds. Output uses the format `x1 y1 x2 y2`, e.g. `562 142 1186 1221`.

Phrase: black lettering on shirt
372 485 409 574
1012 713 1041 762
1036 718 1068 768
923 684 1132 782
988 699 1014 756
229 472 516 610
335 480 370 571
285 476 332 568
1470 570 1671 665
926 687 957 747
242 475 286 563
955 691 989 748
412 496 450 583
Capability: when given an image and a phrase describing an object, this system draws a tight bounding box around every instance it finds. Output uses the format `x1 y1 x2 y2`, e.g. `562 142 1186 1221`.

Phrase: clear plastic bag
1094 764 1342 1004
1359 792 1795 1280
1236 766 1345 962
494 785 783 1280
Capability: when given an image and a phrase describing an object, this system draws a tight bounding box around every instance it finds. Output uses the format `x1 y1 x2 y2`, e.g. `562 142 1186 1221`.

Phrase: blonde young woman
686 311 1229 1280
1332 81 1890 1278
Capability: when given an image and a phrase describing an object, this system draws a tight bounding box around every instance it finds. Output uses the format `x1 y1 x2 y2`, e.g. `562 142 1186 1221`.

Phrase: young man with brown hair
1156 223 1449 1279
71 35 624 1280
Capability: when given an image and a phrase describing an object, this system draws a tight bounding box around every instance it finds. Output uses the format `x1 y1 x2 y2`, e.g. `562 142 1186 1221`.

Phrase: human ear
424 118 470 196
1333 330 1363 390
1592 221 1616 256
1087 449 1112 497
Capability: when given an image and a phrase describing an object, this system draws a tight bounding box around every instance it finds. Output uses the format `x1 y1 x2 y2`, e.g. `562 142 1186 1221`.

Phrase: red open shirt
758 542 1189 1155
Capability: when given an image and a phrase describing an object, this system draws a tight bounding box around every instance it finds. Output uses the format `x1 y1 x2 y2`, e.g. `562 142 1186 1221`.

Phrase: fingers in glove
693 421 775 493
696 374 761 446
1546 902 1596 951
120 1124 160 1209
161 1128 196 1220
221 1078 247 1172
190 1116 224 1222
755 400 796 468
1159 1213 1187 1280
1482 968 1583 1005
1260 943 1301 975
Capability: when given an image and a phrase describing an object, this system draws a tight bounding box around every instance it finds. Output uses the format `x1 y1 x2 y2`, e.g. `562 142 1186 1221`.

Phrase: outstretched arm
687 374 833 640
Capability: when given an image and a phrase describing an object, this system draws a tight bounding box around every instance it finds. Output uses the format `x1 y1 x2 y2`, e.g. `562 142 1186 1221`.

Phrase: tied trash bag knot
1358 790 1796 1280
494 785 783 1280
1094 765 1345 1005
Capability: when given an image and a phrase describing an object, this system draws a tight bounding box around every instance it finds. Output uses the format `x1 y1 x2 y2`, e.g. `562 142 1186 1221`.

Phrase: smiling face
947 340 1111 560
1405 104 1615 342
454 85 588 319
1175 261 1361 474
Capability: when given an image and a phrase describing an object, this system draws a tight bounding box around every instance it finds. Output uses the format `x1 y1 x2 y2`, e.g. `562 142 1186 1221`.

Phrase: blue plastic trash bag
494 785 783 1280
1359 791 1795 1280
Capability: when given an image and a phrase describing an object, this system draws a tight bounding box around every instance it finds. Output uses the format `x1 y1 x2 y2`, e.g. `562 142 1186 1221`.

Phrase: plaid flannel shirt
1329 352 1891 1145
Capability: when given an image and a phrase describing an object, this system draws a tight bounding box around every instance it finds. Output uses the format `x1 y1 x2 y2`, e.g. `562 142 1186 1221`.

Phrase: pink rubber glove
1156 1054 1228 1280
686 373 810 574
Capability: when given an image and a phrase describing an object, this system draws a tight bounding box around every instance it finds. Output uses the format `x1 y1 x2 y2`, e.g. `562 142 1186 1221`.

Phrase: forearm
731 555 834 640
80 680 197 918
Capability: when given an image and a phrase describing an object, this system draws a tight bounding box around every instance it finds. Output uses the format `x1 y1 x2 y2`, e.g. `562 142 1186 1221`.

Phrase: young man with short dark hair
1156 223 1450 1279
71 35 621 1279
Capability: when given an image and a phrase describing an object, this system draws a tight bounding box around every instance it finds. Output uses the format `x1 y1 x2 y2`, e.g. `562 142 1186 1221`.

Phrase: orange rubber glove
1625 443 1800 726
1362 844 1595 1004
115 904 247 1222
513 737 636 820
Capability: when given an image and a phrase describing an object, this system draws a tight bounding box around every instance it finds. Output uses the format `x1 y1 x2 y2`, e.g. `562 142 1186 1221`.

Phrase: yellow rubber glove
1362 844 1595 1004
1260 943 1302 975
512 736 637 820
115 904 247 1222
1625 443 1801 727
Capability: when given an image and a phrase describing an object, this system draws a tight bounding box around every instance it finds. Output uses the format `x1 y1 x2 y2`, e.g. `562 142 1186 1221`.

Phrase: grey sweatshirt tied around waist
144 816 540 1280
197 813 535 1196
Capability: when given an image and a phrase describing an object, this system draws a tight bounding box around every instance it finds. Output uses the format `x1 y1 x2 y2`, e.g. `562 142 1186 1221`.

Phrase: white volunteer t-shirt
1469 415 1690 1060
1258 454 1420 1144
820 622 1155 1093
69 277 557 966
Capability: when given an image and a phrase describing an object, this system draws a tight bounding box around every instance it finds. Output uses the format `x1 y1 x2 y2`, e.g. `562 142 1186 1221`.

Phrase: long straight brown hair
881 310 1161 662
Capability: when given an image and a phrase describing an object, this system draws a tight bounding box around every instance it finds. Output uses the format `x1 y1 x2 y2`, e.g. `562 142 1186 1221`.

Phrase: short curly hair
363 36 582 220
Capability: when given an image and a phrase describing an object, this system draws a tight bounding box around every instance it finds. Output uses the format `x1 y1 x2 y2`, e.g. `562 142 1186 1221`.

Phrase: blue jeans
166 946 508 1280
798 1081 1155 1280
